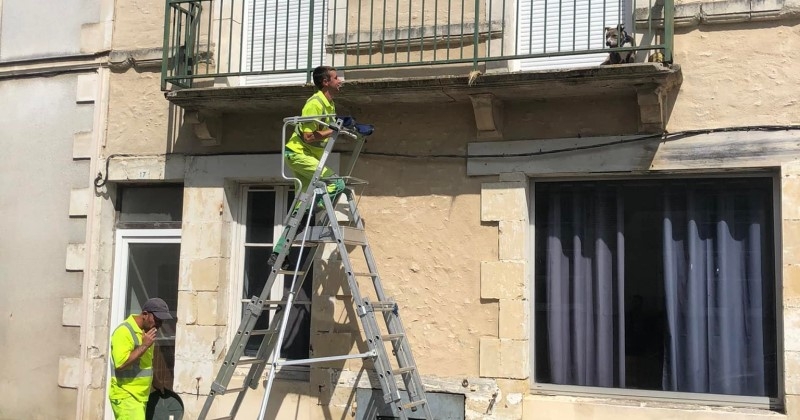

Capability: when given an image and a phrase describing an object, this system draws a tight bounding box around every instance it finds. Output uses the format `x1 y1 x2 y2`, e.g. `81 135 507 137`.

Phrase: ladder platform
292 226 366 246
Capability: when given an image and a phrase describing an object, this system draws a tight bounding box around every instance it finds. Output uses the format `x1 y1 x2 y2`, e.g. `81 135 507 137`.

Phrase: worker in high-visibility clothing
268 65 346 267
109 297 173 420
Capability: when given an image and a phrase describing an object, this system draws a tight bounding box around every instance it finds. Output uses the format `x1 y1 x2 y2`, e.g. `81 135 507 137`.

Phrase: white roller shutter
516 0 628 70
243 0 327 86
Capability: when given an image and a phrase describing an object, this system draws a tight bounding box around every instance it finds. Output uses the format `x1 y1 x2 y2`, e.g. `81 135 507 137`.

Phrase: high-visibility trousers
109 395 146 420
285 151 345 209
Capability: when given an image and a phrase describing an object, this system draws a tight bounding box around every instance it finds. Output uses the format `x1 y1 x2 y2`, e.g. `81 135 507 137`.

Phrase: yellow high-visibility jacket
109 315 154 402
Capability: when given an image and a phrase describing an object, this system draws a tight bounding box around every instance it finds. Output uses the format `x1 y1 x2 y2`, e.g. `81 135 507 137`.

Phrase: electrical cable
92 124 800 189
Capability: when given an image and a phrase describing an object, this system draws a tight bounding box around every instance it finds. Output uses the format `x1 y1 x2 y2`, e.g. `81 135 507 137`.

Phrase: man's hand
143 328 157 347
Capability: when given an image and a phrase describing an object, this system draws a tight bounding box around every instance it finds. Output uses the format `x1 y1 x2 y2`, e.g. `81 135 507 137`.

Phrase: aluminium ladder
198 115 434 420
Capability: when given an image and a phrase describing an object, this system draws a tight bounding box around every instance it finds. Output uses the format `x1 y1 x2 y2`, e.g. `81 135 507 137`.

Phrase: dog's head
604 25 631 48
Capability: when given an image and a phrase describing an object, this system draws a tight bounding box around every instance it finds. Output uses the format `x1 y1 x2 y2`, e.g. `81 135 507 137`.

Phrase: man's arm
112 327 157 371
302 128 335 143
299 100 335 143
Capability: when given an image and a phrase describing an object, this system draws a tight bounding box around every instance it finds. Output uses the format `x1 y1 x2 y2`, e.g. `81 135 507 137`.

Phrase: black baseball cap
142 298 173 320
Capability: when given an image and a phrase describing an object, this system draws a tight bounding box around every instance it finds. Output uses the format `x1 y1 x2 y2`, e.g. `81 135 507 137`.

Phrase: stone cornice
636 0 800 28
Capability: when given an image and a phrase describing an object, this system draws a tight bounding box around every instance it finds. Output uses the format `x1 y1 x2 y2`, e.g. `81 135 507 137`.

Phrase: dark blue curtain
662 185 773 396
545 186 626 387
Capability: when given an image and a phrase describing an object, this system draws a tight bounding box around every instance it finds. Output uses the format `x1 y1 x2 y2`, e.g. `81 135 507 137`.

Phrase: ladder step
381 333 404 341
277 269 307 275
294 226 366 246
369 301 398 312
222 386 247 394
209 417 234 420
353 271 379 277
402 399 428 410
259 300 312 307
392 366 416 375
250 328 277 336
235 358 267 366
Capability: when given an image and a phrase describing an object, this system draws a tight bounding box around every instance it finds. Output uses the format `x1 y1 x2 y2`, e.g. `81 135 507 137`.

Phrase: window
117 184 184 229
108 185 182 419
533 177 778 401
235 186 313 360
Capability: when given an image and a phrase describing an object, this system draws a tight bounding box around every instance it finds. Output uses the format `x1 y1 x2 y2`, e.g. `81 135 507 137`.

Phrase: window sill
529 385 782 413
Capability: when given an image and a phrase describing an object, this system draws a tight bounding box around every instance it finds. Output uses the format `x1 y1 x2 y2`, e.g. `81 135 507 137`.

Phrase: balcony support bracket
470 93 504 141
185 110 222 146
637 87 668 134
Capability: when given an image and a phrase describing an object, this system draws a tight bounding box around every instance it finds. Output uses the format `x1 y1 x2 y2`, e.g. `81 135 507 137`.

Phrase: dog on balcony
602 25 635 65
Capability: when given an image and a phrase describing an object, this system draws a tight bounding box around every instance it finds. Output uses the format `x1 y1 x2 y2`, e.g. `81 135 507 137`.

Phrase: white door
515 0 630 70
243 0 328 86
105 230 181 419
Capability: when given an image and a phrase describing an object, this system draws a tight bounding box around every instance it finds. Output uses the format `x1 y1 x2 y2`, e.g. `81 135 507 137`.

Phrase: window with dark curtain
534 178 777 398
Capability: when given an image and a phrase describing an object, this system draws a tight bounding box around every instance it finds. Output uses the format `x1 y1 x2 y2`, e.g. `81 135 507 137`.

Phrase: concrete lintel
106 155 186 182
635 0 795 28
469 93 504 141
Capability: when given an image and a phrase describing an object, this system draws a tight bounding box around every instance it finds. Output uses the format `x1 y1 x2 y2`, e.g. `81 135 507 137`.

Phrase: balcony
161 0 680 132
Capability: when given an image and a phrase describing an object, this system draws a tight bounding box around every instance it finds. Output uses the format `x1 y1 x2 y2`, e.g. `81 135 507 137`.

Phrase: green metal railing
161 0 673 90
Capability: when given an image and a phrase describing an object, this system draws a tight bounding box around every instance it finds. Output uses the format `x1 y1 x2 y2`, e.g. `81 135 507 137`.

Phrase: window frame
527 172 784 410
228 184 312 380
106 228 182 420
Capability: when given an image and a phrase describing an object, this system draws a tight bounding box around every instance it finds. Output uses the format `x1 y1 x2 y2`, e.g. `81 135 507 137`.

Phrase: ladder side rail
198 295 266 419
320 190 405 409
206 296 264 395
244 243 322 390
344 189 389 302
362 302 407 417
317 192 372 316
340 131 366 178
257 204 318 420
342 190 434 419
385 311 434 418
226 243 321 420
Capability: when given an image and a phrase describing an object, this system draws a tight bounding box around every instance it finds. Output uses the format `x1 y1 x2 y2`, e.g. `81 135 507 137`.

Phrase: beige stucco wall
111 0 165 51
667 20 800 131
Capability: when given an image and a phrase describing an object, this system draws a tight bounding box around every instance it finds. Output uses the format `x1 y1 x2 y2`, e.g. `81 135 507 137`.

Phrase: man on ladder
197 65 431 420
268 65 345 268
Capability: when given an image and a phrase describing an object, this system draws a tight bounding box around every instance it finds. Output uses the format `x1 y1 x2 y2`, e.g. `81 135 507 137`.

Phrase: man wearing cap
109 297 173 419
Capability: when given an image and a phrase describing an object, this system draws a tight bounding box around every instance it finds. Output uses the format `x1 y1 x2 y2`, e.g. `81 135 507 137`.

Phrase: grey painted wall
0 74 92 419
0 0 101 61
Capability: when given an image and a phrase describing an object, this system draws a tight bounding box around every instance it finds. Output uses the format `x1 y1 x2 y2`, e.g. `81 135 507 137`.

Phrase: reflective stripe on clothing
285 90 336 159
109 315 154 403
